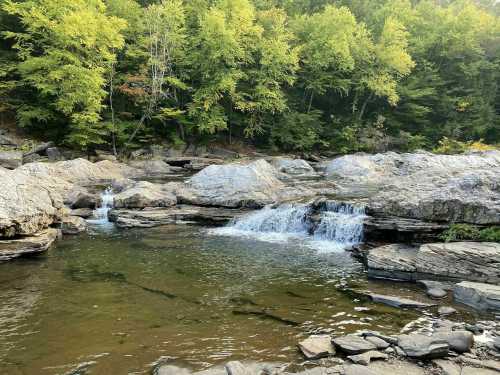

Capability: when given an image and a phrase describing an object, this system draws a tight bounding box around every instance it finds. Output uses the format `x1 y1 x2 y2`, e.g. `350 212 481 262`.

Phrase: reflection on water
0 226 479 374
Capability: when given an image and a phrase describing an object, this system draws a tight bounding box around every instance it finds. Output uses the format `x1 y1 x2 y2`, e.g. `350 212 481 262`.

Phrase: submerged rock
298 335 335 359
0 228 60 261
366 293 435 309
454 281 500 311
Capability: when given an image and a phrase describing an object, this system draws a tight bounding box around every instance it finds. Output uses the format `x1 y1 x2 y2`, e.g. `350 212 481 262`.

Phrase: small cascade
313 202 366 246
230 204 310 235
88 187 114 225
212 200 366 252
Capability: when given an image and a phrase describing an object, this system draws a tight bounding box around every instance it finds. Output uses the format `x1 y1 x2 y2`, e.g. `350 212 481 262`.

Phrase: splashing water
87 187 114 226
211 201 366 253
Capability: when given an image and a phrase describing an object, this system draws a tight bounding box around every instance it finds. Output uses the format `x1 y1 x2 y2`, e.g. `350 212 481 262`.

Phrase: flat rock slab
367 361 426 375
454 281 500 312
0 229 60 261
367 293 435 309
367 242 500 284
432 331 473 353
397 334 449 359
298 335 335 359
333 335 377 355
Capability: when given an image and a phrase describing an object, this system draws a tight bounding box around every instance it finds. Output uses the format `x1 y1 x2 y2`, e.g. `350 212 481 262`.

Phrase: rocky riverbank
1 149 499 373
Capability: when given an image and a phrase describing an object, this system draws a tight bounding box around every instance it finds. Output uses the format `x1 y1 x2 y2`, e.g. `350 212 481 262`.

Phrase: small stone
438 306 457 316
427 288 448 299
298 335 335 359
348 350 388 365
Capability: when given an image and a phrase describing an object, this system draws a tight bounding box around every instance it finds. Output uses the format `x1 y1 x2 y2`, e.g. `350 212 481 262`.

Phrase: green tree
3 0 126 150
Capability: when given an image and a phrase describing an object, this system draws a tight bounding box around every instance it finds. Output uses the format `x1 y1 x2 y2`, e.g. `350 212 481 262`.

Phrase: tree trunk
358 92 374 121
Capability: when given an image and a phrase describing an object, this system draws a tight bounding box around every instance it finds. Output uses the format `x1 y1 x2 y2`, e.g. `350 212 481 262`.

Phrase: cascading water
313 202 366 244
87 187 114 225
211 201 366 253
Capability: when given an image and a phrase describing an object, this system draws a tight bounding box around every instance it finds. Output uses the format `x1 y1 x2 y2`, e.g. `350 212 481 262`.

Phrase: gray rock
418 280 455 291
61 216 87 235
333 335 377 355
298 335 335 359
438 306 457 316
113 181 177 209
225 361 251 375
65 189 98 209
366 244 417 281
23 141 54 157
348 350 388 365
367 293 435 309
367 242 500 284
128 159 172 178
323 151 500 225
364 336 390 350
368 361 426 375
46 147 63 162
270 157 315 175
0 150 22 169
397 334 449 359
432 331 473 353
0 229 60 261
427 288 448 299
362 331 398 345
416 242 500 284
109 205 248 228
461 368 499 375
454 281 500 311
178 160 308 208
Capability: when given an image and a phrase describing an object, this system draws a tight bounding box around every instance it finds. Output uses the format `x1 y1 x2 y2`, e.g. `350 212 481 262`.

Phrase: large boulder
0 150 22 169
113 181 177 209
323 151 500 225
0 167 66 237
367 242 500 284
453 281 500 311
178 160 302 208
61 216 87 235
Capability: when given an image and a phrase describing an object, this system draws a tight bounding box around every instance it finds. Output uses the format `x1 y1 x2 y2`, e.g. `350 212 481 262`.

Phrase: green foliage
270 110 325 151
440 224 500 243
440 224 481 242
1 0 499 153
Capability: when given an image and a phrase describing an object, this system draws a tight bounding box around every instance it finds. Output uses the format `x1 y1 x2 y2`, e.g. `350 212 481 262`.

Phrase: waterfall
313 202 366 244
87 187 114 225
211 201 366 252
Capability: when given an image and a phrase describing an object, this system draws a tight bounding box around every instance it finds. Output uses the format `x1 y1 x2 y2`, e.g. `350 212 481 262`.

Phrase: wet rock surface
298 335 335 359
453 281 500 311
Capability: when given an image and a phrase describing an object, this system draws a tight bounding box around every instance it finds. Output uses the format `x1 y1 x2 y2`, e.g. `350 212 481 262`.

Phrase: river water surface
0 224 480 374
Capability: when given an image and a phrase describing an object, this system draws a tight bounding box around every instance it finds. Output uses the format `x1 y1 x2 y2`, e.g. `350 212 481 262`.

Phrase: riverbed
0 224 483 375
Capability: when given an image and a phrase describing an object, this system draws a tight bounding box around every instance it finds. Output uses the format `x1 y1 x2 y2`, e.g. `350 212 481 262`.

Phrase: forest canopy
0 0 499 153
